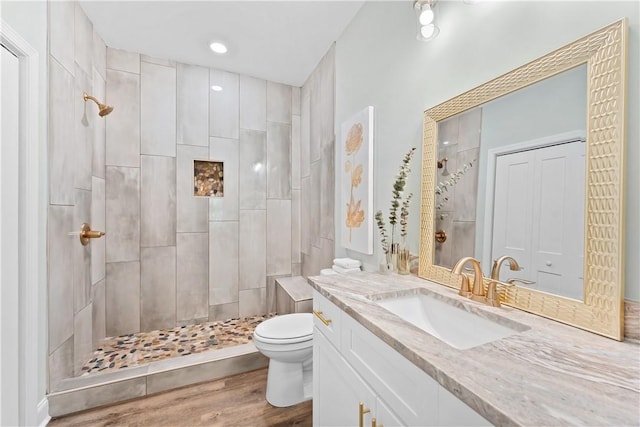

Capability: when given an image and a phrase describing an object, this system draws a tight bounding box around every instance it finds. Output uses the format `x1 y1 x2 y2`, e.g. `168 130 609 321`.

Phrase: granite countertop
307 272 640 427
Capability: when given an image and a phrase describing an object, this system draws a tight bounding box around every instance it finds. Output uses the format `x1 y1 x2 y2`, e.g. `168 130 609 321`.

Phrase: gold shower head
83 92 113 117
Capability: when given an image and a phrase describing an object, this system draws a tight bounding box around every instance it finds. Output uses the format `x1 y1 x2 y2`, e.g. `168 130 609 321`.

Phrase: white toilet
253 312 313 407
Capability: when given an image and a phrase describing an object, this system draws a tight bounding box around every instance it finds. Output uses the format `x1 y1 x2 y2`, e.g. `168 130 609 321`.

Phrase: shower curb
47 343 268 417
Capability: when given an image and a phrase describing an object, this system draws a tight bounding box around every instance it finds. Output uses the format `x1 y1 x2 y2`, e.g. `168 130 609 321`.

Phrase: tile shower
47 0 335 394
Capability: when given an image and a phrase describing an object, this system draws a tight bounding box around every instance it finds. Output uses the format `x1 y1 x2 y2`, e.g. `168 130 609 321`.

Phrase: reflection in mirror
419 19 627 340
433 64 587 301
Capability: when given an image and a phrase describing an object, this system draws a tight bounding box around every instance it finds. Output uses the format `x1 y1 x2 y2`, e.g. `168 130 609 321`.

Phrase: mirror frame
418 19 628 340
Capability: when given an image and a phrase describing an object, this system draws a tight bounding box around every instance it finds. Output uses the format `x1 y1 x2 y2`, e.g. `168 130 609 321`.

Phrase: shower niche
194 160 224 197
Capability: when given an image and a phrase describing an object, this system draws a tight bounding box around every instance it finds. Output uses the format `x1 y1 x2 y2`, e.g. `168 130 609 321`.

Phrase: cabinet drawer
341 313 439 426
313 291 343 350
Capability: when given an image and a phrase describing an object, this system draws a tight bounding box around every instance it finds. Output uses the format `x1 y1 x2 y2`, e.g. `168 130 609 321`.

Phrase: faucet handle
507 278 536 286
485 281 501 307
458 273 472 297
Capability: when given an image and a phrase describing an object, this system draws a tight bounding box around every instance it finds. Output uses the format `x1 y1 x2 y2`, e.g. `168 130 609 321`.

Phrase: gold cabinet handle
358 402 371 427
313 310 332 326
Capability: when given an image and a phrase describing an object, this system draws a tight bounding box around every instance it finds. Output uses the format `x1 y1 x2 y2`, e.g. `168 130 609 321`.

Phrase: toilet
253 312 313 407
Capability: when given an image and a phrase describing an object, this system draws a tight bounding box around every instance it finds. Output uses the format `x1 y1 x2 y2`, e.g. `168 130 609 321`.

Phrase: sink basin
374 292 527 350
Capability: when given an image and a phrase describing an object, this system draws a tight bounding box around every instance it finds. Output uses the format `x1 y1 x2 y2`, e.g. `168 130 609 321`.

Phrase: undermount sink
373 291 528 350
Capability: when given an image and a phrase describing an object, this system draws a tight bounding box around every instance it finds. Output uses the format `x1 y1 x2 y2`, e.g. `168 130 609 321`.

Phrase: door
1 43 21 426
491 139 585 299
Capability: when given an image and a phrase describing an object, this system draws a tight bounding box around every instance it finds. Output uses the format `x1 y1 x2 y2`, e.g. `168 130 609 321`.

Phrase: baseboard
37 397 51 427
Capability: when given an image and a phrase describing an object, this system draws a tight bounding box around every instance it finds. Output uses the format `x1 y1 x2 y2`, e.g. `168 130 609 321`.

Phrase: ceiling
79 1 366 87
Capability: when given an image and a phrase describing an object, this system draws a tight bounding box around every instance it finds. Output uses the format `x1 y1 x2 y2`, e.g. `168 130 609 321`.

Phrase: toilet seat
254 313 313 345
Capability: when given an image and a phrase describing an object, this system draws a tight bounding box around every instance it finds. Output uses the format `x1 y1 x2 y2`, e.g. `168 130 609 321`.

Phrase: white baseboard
37 397 50 427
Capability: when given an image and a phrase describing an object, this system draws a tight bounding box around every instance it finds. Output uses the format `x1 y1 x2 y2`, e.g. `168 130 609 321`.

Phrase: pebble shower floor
81 313 276 375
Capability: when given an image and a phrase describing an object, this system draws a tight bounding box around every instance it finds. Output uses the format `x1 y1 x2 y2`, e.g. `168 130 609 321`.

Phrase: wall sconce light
414 0 440 41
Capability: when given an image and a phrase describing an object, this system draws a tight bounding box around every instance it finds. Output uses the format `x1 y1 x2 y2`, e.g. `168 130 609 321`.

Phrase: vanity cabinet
313 290 491 427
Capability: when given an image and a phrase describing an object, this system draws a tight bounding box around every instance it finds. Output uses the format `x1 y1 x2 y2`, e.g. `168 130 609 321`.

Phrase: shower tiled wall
47 1 107 387
434 108 482 268
300 46 336 277
103 47 302 336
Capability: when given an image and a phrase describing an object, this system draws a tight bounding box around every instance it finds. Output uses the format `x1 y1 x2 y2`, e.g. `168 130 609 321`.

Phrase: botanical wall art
194 160 224 197
340 106 374 254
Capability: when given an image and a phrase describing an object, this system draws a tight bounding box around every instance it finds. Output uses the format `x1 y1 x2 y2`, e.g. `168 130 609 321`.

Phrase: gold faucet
452 257 503 307
491 256 521 281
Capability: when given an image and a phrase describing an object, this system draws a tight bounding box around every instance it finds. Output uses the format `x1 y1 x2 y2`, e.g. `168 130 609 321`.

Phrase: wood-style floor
49 368 312 427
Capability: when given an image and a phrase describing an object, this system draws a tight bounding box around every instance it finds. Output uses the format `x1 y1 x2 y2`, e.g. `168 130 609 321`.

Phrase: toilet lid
254 313 313 342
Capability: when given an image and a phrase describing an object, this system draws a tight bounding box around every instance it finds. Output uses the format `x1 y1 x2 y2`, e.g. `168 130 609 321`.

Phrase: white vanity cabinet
313 291 492 427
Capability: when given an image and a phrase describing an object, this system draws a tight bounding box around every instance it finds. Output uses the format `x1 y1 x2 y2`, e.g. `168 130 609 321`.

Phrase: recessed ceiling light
211 85 223 92
209 42 228 54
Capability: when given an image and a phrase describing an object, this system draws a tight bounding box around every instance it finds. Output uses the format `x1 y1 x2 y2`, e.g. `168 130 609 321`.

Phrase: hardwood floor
49 368 312 427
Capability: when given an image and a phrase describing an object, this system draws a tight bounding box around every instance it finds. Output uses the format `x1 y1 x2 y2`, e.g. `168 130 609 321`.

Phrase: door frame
0 19 48 426
481 129 585 272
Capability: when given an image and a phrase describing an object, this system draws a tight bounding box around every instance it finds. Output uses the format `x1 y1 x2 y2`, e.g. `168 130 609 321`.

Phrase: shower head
83 92 113 117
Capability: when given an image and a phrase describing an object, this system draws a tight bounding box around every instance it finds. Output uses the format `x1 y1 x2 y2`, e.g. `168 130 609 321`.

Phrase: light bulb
419 6 434 25
209 42 228 54
421 24 436 39
211 85 223 92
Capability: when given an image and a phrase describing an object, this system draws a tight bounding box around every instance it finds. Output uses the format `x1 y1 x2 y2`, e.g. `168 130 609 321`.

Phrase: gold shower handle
80 223 105 246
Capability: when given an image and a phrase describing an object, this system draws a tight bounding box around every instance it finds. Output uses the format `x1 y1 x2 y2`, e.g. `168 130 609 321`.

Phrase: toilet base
265 358 312 407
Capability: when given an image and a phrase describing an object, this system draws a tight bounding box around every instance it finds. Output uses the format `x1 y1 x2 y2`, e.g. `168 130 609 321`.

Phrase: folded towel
333 258 362 269
332 265 361 274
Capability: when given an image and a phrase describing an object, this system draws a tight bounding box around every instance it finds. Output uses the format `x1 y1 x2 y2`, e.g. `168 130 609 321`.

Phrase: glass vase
380 252 393 274
390 243 400 273
397 240 411 275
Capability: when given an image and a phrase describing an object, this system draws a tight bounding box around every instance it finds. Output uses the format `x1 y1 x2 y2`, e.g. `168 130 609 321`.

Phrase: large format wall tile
106 48 140 74
300 91 311 179
453 148 480 222
92 279 106 349
106 69 140 167
91 69 106 179
240 75 266 131
239 129 267 210
267 81 291 124
209 138 239 221
320 141 335 240
292 189 301 264
177 64 209 146
300 176 310 254
209 69 239 139
73 304 93 376
457 107 482 151
74 64 93 191
292 87 301 116
91 177 106 285
141 62 176 157
49 337 73 390
208 302 238 322
106 166 140 262
309 160 321 248
239 288 266 317
239 210 266 290
141 246 177 331
49 0 74 74
266 122 291 199
106 261 140 336
73 189 91 313
49 205 75 352
266 200 292 275
140 155 176 247
177 145 209 233
92 29 107 80
209 221 239 306
177 233 209 323
291 115 301 190
49 58 75 205
74 3 92 76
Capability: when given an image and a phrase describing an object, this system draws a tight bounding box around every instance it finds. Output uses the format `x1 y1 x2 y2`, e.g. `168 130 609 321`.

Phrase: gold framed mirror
418 19 628 340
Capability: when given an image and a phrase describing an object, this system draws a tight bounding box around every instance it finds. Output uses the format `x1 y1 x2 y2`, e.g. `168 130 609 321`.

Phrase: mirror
433 64 587 301
418 19 628 340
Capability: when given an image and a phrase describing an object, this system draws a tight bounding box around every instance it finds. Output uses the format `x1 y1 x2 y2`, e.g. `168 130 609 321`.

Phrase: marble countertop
308 272 640 427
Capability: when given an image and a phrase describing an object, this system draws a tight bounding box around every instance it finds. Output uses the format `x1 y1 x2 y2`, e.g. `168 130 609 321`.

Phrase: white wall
334 1 639 301
0 0 49 421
